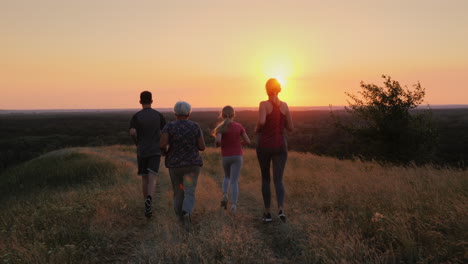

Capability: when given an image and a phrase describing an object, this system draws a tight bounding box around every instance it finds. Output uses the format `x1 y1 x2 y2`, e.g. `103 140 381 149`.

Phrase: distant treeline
1 108 467 172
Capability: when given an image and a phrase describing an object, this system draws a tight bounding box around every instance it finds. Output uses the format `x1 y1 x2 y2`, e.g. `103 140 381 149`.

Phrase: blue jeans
169 166 200 219
256 148 287 209
222 155 243 205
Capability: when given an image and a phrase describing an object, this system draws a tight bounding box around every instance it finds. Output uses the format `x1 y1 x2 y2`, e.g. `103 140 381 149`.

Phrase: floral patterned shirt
161 120 203 168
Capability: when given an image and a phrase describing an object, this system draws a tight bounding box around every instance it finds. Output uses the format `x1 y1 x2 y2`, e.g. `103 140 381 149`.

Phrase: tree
341 75 437 164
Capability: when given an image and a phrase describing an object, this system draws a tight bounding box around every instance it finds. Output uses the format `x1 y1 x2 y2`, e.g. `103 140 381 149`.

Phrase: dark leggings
256 148 288 209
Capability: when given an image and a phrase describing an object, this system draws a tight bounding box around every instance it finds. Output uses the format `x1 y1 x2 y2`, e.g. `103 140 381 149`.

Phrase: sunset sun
262 59 294 87
272 75 286 87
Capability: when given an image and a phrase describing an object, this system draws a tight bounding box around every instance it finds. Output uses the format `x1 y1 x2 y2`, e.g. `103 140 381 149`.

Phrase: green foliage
342 75 437 164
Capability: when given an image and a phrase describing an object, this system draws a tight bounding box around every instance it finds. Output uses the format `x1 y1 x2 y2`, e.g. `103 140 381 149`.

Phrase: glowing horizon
1 0 467 110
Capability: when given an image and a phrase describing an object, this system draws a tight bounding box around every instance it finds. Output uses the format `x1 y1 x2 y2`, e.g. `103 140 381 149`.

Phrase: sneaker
262 212 272 223
183 213 192 231
231 205 237 215
278 210 286 223
144 196 152 218
220 194 228 210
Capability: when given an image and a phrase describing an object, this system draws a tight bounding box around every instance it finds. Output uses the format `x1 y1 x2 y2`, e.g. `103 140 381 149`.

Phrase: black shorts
137 155 161 175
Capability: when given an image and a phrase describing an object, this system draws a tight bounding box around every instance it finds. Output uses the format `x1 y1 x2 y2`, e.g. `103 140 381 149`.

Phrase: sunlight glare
272 75 286 88
249 43 307 104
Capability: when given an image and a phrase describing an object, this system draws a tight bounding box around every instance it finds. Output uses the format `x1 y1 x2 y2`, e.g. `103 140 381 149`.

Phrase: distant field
1 108 468 173
1 104 467 114
1 146 466 263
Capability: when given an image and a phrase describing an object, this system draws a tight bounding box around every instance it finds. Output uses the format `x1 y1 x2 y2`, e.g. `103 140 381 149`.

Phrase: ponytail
214 118 233 136
212 105 235 136
270 94 281 106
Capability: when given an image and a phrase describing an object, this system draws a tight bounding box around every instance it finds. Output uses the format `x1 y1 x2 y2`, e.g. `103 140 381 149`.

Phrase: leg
142 174 153 218
146 155 161 198
272 149 288 210
257 149 272 212
145 170 158 218
182 166 200 216
137 155 154 217
147 171 158 198
143 155 161 218
229 156 243 206
137 155 150 199
169 168 184 221
141 175 149 199
221 157 231 198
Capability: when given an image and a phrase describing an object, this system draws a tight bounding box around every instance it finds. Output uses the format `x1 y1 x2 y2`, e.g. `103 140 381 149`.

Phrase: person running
160 101 205 231
213 106 251 214
255 78 294 223
129 91 166 218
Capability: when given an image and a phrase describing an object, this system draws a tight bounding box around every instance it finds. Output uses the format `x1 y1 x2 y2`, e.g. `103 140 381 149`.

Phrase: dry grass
1 146 466 263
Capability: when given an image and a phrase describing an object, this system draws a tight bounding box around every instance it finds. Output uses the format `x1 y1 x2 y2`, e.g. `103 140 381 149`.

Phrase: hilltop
1 146 466 263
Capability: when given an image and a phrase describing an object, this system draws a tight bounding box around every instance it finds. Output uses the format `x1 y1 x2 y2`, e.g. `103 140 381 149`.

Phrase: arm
255 102 267 133
129 128 138 146
159 133 169 156
241 131 251 145
159 112 167 129
129 114 138 145
284 102 294 132
215 133 222 147
197 126 206 151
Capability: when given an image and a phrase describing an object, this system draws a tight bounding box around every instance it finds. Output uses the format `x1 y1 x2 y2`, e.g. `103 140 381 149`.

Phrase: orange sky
1 0 467 109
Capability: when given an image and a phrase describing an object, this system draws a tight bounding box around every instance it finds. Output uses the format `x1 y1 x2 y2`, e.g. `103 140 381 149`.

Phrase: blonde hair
213 106 235 135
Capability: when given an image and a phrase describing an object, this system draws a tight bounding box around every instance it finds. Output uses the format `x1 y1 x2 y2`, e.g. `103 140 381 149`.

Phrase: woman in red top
255 78 294 223
214 106 251 214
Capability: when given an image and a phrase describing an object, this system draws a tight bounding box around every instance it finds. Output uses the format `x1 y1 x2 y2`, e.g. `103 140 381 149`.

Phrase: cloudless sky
1 0 467 109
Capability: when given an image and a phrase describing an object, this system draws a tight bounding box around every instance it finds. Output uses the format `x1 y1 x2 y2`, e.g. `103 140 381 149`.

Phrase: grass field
1 146 466 263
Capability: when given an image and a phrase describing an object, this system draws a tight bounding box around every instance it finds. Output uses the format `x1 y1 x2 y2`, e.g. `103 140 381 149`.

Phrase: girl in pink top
214 106 251 214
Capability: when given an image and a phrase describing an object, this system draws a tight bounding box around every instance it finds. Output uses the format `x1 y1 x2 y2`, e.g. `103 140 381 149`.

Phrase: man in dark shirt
130 91 166 218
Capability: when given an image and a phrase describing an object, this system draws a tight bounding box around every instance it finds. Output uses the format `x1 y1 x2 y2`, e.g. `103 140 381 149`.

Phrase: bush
339 75 437 164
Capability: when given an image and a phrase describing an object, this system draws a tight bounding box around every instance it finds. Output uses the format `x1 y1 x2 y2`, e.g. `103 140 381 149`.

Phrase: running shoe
231 205 237 215
144 196 152 218
278 210 286 223
220 194 228 210
262 212 272 223
183 213 192 231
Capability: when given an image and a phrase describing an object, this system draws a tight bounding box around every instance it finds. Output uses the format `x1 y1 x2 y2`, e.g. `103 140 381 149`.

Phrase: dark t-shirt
130 108 166 157
161 120 203 168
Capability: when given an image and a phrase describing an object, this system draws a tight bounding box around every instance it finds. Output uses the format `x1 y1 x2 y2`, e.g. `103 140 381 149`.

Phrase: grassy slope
0 146 466 263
